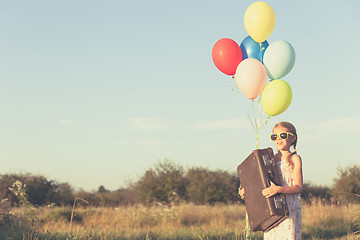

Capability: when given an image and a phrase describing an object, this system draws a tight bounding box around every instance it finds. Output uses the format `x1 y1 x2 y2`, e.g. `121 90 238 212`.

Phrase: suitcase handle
267 170 275 186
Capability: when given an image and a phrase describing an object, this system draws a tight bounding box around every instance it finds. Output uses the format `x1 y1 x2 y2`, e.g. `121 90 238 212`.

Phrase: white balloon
234 58 267 100
263 40 296 80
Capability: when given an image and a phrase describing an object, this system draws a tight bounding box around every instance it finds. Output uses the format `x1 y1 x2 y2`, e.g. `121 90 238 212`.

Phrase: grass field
0 200 359 240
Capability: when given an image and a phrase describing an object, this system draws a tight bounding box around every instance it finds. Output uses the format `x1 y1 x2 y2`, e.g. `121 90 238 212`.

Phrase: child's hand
262 181 280 198
238 187 245 199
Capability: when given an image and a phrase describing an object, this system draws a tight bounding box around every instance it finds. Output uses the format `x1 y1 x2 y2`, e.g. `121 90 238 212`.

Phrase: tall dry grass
2 200 359 239
38 203 260 239
302 200 359 239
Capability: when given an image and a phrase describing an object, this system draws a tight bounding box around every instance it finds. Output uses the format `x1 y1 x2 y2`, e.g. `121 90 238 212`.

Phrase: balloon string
247 98 270 149
231 74 270 148
245 212 250 239
232 77 242 96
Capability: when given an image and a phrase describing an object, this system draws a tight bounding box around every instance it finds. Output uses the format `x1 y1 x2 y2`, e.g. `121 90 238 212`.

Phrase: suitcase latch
262 155 272 165
274 197 283 208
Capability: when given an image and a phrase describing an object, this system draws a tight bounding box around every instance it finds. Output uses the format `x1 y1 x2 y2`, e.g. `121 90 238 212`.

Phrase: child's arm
262 154 303 198
238 187 245 199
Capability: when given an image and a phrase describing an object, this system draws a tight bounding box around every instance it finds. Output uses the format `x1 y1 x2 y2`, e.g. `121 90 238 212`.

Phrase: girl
239 121 303 239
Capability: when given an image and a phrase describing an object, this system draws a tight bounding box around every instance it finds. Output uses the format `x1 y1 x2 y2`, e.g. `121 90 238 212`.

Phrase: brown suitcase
237 148 289 232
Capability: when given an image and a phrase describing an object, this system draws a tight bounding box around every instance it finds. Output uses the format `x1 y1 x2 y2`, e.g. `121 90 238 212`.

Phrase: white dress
264 159 302 240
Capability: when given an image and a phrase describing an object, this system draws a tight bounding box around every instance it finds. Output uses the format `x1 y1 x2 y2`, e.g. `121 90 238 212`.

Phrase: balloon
212 38 243 75
234 58 267 100
261 79 292 116
244 2 276 43
240 35 269 63
263 40 296 79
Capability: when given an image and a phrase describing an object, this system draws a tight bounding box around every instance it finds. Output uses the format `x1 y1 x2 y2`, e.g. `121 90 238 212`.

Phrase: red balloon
212 38 243 75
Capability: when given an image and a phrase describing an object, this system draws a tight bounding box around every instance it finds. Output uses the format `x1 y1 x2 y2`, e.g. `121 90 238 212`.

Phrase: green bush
186 167 239 205
331 164 360 204
302 182 331 204
0 173 74 207
38 207 84 223
134 159 186 205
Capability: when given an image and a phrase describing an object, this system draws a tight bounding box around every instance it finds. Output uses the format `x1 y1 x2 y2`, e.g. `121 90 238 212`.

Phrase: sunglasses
270 132 294 141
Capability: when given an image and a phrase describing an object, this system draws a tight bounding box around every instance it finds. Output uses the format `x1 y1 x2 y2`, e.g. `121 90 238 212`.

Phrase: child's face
272 127 296 152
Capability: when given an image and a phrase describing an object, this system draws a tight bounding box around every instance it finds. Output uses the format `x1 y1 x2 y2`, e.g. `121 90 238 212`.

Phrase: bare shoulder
291 153 302 166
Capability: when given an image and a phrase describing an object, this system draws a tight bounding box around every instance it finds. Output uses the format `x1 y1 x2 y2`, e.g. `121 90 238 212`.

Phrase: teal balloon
263 40 296 79
240 36 269 63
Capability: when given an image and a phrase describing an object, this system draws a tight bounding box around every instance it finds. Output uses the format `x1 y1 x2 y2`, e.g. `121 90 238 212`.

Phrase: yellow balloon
244 2 276 43
261 79 292 116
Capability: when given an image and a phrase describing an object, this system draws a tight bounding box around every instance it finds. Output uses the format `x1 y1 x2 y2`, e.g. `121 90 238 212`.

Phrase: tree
301 182 331 205
331 164 360 204
0 173 74 206
0 174 21 205
135 159 186 205
97 185 109 193
186 167 239 205
25 175 57 206
114 187 136 205
53 183 74 206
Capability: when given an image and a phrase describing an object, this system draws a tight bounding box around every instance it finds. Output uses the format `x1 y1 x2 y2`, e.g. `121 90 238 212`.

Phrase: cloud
320 118 360 132
299 117 360 133
119 137 164 147
120 138 129 143
298 117 360 144
197 144 213 150
141 140 163 146
194 117 249 131
58 119 71 125
129 117 172 131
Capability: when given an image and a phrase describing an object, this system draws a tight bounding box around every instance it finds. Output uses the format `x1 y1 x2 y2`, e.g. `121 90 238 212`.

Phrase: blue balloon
240 36 269 63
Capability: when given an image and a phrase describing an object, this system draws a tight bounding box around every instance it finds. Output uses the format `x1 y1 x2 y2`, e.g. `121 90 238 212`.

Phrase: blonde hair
273 121 298 168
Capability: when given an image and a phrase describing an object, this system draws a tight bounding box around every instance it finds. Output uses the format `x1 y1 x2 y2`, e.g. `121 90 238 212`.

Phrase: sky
0 1 359 191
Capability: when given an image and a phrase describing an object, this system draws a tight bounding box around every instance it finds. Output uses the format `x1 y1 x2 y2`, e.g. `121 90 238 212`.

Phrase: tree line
1 159 359 207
